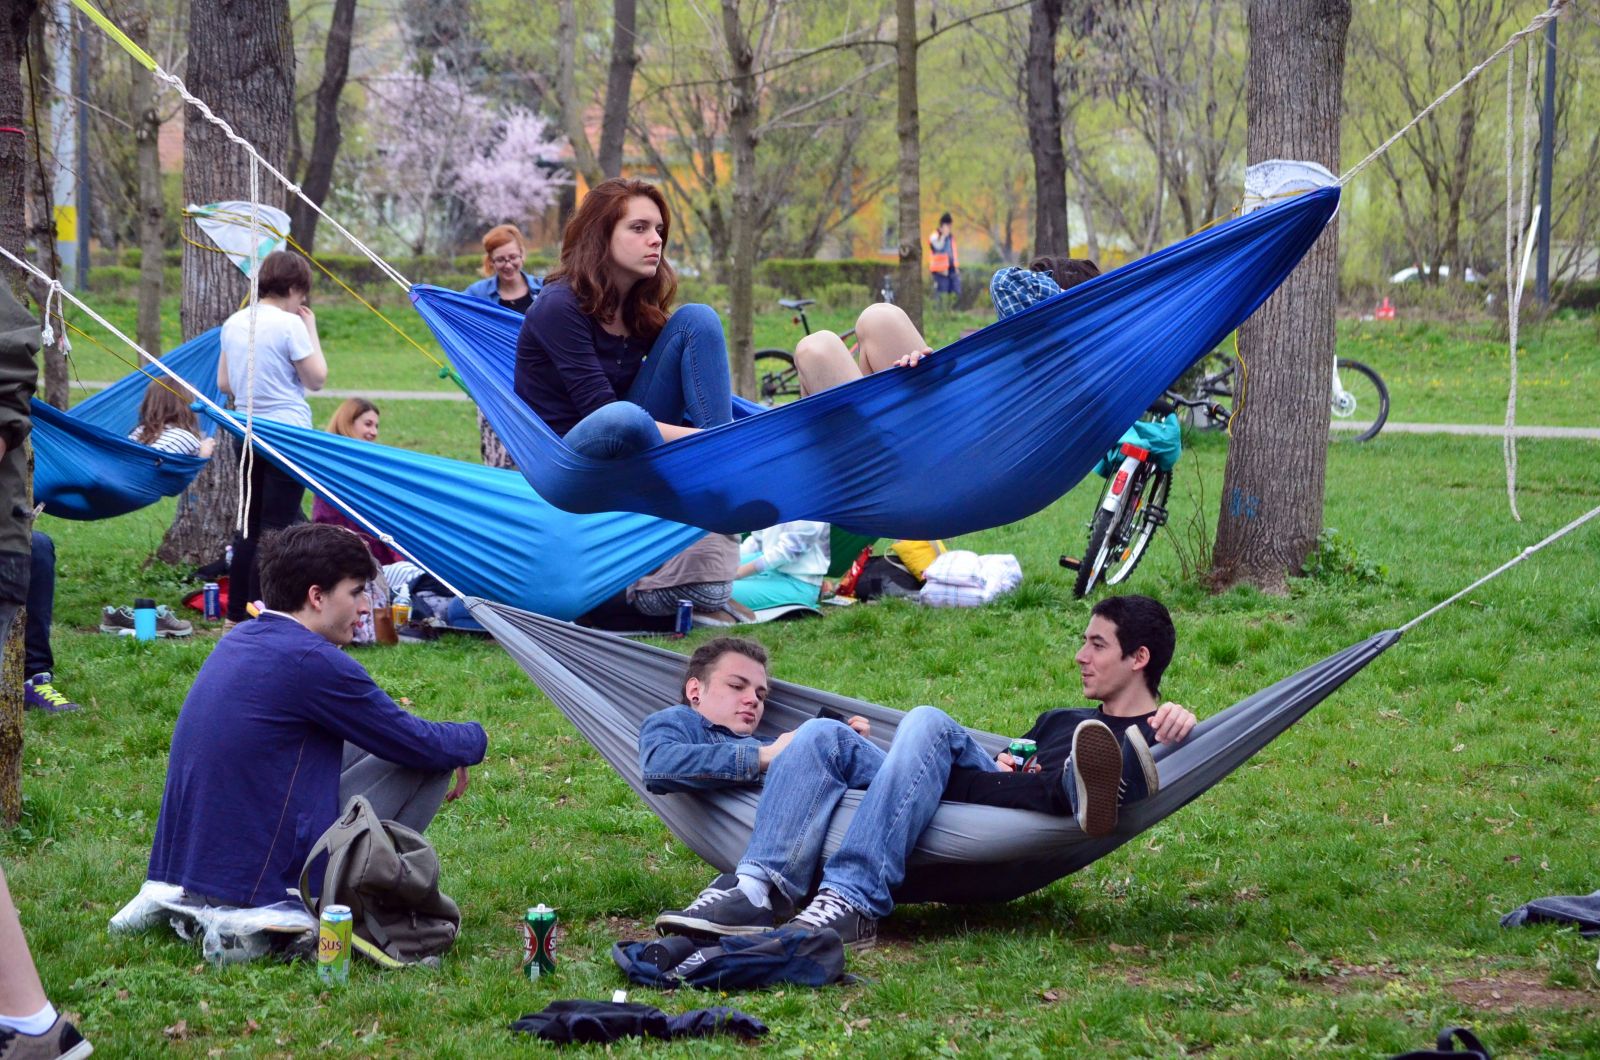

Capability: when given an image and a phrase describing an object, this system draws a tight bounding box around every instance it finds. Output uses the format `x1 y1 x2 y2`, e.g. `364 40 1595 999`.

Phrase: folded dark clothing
943 766 1071 815
508 999 766 1044
1500 889 1600 936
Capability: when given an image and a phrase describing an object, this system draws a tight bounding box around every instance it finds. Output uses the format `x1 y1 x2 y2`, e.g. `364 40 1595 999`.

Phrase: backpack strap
298 796 376 917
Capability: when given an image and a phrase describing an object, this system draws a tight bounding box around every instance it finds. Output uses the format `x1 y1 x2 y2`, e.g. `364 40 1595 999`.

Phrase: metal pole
1536 18 1555 305
49 0 76 287
73 8 90 291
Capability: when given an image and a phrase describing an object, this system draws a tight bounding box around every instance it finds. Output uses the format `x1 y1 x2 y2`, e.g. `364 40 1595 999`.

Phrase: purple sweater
147 614 487 907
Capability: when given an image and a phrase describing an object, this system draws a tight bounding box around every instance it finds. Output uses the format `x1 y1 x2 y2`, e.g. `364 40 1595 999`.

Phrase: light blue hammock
202 411 707 620
410 186 1340 540
32 329 226 520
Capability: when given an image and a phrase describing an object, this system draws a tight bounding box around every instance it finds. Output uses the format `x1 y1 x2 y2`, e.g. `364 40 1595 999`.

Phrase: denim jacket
639 704 767 794
461 272 545 304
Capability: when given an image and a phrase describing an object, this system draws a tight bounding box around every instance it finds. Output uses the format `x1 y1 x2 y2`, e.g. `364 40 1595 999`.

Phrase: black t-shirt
498 289 536 314
513 280 646 436
942 707 1159 815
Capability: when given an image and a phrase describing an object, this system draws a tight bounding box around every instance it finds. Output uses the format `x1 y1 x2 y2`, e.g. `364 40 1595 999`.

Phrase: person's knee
671 302 722 337
566 401 661 459
854 302 913 340
793 331 847 370
899 704 959 741
790 716 852 749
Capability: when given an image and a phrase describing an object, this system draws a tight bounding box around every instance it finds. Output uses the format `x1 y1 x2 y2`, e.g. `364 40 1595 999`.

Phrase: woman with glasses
463 224 543 314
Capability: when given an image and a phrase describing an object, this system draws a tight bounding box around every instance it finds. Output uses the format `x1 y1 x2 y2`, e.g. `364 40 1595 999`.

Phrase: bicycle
752 274 898 405
1181 350 1390 442
1062 394 1231 598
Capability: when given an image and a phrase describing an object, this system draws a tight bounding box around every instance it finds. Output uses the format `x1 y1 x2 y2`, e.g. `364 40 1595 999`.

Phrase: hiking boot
98 606 134 635
786 888 877 951
654 873 793 939
0 1015 93 1059
1120 726 1160 807
154 605 193 638
1066 719 1124 838
24 674 78 714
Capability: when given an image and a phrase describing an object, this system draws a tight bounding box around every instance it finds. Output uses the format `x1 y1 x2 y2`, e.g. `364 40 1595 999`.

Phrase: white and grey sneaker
785 888 877 951
654 873 790 939
1120 725 1160 805
1067 719 1125 837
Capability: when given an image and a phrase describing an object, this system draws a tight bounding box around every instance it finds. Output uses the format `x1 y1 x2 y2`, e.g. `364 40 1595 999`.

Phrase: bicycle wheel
1330 358 1389 442
753 348 801 405
1105 469 1171 586
1073 466 1150 598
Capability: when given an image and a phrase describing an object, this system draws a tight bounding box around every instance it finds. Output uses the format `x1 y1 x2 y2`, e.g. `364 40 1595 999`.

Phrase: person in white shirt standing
216 249 328 626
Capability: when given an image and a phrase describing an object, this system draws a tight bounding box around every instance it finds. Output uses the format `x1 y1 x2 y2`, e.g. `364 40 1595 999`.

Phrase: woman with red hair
514 178 732 459
464 224 542 313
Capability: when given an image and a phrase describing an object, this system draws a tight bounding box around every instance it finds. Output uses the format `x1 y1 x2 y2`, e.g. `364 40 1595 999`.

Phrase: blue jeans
819 706 997 919
735 719 885 902
563 304 733 459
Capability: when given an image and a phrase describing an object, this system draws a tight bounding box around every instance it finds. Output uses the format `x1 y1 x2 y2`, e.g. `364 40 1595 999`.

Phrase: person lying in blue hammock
513 177 733 460
638 594 1197 951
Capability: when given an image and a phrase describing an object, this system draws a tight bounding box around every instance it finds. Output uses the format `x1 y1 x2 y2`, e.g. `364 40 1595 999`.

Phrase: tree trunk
597 0 637 179
478 410 515 469
1067 126 1099 260
1211 0 1350 594
0 0 40 830
894 0 923 332
720 0 758 400
287 0 356 253
159 0 294 567
556 0 603 189
129 2 163 354
21 15 63 408
1025 0 1070 258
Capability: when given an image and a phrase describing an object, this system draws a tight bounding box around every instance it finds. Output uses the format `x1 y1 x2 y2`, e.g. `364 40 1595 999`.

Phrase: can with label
672 599 693 638
523 905 558 979
202 582 222 620
1008 738 1038 772
391 602 411 627
317 904 353 986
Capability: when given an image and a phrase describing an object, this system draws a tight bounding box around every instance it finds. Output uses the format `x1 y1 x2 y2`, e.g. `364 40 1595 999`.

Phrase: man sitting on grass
147 523 487 909
639 594 1195 950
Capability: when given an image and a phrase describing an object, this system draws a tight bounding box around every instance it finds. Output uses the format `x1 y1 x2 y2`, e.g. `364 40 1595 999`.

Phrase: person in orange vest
928 211 959 303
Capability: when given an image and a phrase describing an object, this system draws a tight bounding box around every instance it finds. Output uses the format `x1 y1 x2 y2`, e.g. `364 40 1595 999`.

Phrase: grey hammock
467 599 1398 905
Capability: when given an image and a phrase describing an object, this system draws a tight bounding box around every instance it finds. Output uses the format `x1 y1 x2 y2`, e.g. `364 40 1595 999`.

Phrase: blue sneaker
24 673 79 713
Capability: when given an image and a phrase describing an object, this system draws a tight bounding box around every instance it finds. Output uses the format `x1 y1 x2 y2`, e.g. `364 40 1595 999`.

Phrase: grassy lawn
6 293 1599 1056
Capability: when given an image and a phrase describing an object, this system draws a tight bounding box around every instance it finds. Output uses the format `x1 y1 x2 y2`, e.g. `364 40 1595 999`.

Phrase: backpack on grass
298 795 460 968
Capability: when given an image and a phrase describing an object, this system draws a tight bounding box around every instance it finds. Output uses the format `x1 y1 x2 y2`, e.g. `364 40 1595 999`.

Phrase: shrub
1301 527 1387 586
756 259 891 301
1552 279 1600 312
814 282 862 311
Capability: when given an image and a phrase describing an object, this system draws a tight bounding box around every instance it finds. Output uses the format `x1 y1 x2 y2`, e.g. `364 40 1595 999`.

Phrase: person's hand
1150 702 1196 745
994 751 1016 772
758 731 795 770
892 347 932 369
445 765 470 801
198 437 217 458
845 715 871 738
297 304 318 334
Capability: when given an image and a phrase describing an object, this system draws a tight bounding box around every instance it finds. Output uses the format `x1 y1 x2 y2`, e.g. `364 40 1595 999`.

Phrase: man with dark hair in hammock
639 595 1196 950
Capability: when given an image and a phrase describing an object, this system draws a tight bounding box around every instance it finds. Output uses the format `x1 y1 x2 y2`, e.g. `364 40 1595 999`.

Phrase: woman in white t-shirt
128 377 217 458
216 249 329 625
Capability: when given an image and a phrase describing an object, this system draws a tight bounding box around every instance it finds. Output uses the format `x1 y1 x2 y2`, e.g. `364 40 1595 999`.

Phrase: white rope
0 243 465 601
37 281 68 355
142 66 410 290
236 156 262 538
1339 0 1568 186
1398 500 1600 634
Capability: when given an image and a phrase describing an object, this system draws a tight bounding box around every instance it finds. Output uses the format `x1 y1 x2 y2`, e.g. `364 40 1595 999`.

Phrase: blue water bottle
133 597 157 641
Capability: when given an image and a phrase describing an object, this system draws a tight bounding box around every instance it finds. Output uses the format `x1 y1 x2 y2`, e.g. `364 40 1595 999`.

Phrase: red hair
548 178 677 341
480 224 525 278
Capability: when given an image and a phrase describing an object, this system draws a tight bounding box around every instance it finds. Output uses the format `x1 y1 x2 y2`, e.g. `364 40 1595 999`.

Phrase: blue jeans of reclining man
563 303 734 459
735 706 999 920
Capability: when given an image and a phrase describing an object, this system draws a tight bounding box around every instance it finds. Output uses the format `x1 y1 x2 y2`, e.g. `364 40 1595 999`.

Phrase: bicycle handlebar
1155 391 1231 425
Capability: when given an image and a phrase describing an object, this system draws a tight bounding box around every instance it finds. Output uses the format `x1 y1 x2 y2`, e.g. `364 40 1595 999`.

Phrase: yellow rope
61 317 189 401
68 0 156 70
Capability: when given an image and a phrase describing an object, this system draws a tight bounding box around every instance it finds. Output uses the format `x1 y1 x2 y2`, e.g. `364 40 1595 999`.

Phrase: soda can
1008 738 1038 772
202 582 221 621
523 905 558 979
672 599 693 638
317 904 353 986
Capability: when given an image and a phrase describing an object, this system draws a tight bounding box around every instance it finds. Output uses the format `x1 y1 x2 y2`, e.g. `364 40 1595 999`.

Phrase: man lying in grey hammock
638 594 1196 951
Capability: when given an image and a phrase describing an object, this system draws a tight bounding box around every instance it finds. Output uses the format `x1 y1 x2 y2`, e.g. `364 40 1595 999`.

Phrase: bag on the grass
298 795 460 967
854 555 923 602
612 926 850 990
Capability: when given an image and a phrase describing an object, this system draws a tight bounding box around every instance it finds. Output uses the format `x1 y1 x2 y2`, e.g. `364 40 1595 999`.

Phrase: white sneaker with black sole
785 888 877 951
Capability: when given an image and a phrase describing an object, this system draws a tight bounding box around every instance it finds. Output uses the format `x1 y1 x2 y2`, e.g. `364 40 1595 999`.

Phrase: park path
74 382 1600 438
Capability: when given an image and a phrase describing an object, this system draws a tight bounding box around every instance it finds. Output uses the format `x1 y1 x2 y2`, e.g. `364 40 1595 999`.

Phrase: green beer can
1008 738 1038 772
523 904 558 979
317 904 353 986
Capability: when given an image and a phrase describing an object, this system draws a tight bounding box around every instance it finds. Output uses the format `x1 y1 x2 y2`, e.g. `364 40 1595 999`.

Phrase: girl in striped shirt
128 378 216 458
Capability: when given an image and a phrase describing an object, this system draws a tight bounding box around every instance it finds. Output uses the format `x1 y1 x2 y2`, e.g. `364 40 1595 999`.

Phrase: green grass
8 296 1600 1056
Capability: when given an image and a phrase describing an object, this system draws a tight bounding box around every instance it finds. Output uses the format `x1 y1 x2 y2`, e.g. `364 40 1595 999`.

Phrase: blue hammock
202 411 708 620
33 330 226 520
410 186 1340 540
